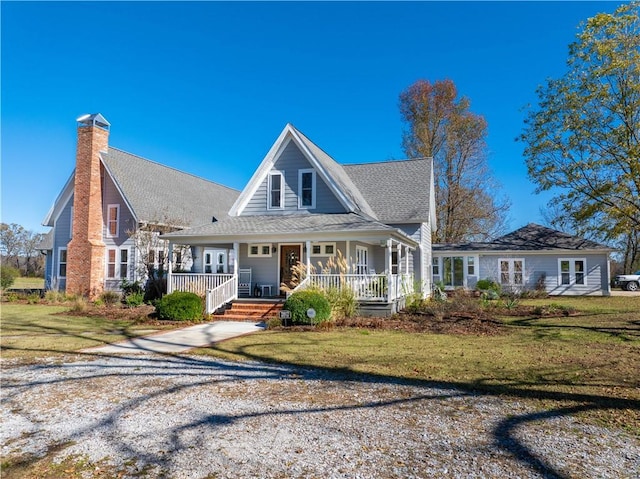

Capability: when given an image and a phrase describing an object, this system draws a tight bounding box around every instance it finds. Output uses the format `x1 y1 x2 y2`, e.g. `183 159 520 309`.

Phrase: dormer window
298 169 316 209
268 172 284 210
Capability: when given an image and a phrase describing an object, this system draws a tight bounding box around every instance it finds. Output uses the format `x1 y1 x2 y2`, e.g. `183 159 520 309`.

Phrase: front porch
166 237 418 315
168 271 415 315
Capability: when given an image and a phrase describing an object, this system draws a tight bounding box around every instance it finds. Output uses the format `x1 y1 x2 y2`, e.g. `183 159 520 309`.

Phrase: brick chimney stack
66 114 110 299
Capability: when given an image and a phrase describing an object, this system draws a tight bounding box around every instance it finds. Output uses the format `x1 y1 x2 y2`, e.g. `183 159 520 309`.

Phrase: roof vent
76 113 110 130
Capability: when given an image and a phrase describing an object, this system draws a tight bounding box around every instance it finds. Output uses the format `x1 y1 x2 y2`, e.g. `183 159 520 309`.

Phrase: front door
280 245 301 293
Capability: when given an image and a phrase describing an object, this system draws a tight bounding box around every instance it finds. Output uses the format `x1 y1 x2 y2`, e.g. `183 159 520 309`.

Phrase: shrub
1 266 19 290
71 296 88 313
124 292 145 308
284 289 331 325
45 290 67 303
100 291 121 307
324 286 359 320
155 291 203 321
476 278 500 293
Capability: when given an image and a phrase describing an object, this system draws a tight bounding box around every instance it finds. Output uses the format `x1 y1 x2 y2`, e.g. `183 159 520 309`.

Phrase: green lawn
2 296 639 432
200 295 640 433
8 277 45 290
0 304 172 362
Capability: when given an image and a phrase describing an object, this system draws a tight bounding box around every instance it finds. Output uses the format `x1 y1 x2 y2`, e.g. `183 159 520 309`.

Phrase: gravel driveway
2 353 639 479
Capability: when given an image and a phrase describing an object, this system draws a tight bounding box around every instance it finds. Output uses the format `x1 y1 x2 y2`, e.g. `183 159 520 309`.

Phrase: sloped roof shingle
433 223 612 252
101 148 240 228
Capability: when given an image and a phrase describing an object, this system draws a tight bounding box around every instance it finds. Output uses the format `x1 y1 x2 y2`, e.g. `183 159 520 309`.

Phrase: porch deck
169 272 414 315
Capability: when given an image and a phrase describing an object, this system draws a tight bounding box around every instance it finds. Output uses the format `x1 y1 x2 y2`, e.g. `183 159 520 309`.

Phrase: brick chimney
66 114 110 299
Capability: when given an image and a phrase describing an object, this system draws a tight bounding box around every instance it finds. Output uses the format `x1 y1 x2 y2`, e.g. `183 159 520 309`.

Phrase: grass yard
199 295 640 433
0 303 176 362
1 296 639 433
7 277 45 290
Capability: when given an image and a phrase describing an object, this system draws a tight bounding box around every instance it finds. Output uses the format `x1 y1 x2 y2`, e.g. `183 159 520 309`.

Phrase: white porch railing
169 273 415 305
205 275 238 314
170 273 235 295
308 273 414 302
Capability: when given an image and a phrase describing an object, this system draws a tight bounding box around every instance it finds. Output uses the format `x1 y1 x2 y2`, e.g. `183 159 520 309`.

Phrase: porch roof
163 212 418 247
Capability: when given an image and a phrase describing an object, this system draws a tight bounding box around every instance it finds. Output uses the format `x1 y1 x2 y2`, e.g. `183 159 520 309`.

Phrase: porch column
232 242 239 277
167 242 174 294
404 244 410 276
305 240 311 278
386 239 393 301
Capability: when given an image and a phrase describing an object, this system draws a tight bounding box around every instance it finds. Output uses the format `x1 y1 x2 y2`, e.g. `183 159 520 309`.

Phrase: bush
100 291 121 307
284 289 331 325
324 286 359 320
155 291 203 321
476 278 500 293
1 266 19 290
124 292 145 308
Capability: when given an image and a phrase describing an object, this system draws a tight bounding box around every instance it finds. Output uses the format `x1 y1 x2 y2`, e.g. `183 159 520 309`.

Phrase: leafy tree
0 223 45 276
0 223 25 269
520 2 640 266
400 79 510 243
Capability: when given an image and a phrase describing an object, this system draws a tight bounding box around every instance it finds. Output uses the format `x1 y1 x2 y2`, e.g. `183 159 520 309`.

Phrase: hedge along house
164 123 436 316
40 114 240 299
432 223 613 296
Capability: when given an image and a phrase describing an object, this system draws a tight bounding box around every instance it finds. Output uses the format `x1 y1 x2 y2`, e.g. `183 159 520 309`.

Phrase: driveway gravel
2 354 639 478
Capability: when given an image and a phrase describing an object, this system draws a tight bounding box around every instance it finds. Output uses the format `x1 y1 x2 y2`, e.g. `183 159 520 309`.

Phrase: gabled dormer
229 124 377 218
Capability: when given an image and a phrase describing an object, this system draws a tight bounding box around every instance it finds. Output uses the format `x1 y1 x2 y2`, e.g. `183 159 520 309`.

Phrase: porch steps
215 299 284 321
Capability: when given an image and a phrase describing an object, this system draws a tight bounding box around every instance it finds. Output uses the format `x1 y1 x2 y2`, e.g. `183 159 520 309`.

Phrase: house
432 223 613 296
40 114 240 298
163 123 436 315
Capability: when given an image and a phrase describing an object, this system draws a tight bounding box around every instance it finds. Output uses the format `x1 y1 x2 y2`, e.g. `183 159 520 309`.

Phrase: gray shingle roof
434 223 612 252
293 127 378 219
164 213 415 244
343 159 432 223
37 229 54 251
101 148 240 228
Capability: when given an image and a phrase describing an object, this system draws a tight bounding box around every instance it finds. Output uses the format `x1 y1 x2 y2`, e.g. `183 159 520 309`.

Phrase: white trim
498 258 525 286
558 257 587 286
57 247 68 279
298 168 316 209
310 241 336 257
248 243 273 258
228 124 357 216
106 246 130 280
106 204 120 237
267 171 284 210
355 245 369 274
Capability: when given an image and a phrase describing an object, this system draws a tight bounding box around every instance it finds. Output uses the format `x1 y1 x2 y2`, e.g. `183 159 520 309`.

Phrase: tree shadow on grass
2 327 639 479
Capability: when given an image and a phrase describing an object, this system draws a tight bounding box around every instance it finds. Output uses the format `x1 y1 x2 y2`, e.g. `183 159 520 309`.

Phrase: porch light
272 246 277 253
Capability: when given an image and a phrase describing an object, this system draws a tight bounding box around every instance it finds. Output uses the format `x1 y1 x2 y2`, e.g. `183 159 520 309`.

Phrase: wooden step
215 300 284 321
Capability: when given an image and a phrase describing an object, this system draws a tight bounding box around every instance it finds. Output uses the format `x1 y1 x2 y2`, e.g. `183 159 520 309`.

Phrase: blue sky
1 1 621 234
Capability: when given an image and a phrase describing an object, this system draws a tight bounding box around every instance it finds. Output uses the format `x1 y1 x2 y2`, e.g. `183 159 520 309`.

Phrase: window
268 172 284 209
499 259 524 286
392 251 398 275
119 249 129 280
432 259 440 276
107 249 117 278
107 248 129 279
356 246 368 274
443 256 464 287
310 242 336 257
58 248 67 278
70 206 74 238
559 259 586 286
107 204 120 237
248 243 272 257
467 256 475 276
298 169 316 209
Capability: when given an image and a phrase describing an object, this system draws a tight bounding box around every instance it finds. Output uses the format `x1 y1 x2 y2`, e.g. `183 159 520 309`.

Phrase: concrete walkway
84 321 266 354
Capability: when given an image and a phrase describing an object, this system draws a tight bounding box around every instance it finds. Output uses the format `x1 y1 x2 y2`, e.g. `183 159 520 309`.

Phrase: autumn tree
400 79 510 243
520 2 640 269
